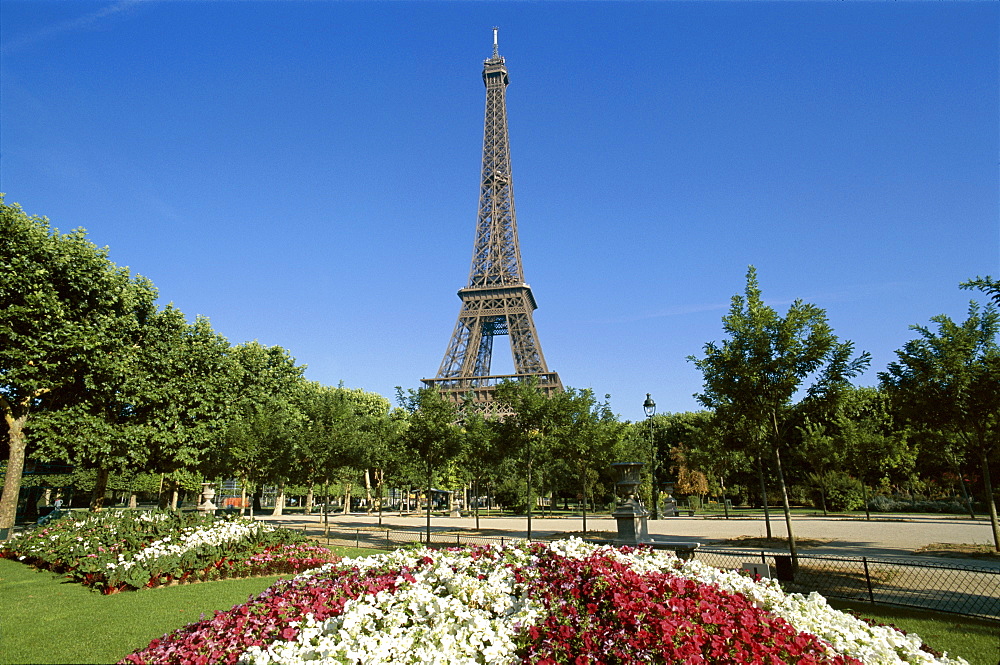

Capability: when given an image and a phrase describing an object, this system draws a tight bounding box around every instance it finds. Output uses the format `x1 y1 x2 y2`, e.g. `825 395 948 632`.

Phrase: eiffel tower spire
423 30 562 409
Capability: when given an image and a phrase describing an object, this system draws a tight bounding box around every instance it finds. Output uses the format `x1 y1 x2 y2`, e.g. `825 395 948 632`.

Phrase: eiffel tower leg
459 315 487 379
507 310 547 375
473 322 494 377
437 316 473 379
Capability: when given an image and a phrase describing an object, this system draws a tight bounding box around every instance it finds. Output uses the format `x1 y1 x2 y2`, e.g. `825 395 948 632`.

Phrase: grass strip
0 546 377 665
828 599 1000 665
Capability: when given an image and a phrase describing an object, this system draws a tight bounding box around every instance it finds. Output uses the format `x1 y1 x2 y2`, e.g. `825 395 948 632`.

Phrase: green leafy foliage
1 198 158 527
689 266 870 556
881 296 1000 550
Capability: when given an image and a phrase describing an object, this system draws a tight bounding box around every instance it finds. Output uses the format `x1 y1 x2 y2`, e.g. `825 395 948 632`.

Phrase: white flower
235 539 965 665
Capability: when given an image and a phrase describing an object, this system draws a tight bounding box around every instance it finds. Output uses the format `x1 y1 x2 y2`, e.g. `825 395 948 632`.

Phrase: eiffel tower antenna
422 30 562 411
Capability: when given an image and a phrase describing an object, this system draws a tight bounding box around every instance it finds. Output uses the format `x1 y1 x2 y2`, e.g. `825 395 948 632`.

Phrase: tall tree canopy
880 298 1000 550
689 266 870 563
396 386 463 543
1 199 157 529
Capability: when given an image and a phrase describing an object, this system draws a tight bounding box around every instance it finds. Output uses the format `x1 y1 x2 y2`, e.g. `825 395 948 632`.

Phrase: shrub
823 474 866 512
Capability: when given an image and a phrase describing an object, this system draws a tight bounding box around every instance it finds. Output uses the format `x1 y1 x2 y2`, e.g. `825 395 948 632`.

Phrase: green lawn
0 546 376 665
828 600 1000 665
2 550 997 665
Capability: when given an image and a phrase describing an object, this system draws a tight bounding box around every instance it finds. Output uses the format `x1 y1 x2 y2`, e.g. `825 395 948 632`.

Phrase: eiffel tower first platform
422 29 562 410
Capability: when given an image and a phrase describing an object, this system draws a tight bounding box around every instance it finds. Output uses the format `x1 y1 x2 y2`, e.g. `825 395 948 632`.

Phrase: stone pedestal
613 496 652 545
611 462 652 546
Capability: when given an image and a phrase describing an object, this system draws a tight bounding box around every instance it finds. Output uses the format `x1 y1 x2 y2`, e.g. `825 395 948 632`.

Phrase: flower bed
121 539 967 665
1 510 337 593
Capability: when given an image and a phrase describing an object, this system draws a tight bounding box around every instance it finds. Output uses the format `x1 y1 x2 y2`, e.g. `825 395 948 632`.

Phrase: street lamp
643 393 657 519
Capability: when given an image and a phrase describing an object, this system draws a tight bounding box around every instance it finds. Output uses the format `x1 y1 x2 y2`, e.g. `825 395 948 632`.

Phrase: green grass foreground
826 600 1000 665
0 546 373 665
2 548 997 665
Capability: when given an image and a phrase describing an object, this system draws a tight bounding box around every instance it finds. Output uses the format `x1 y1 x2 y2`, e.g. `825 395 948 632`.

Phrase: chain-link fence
694 548 1000 621
307 527 999 621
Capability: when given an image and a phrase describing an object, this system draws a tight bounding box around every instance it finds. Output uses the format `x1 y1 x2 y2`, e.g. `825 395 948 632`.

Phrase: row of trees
0 199 631 543
678 267 999 558
3 198 997 555
0 199 395 529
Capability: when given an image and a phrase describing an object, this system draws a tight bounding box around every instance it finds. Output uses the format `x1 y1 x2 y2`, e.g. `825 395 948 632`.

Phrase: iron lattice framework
422 30 562 410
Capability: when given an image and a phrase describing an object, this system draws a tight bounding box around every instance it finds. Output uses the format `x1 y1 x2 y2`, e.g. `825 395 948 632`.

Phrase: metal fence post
863 557 875 603
356 529 360 549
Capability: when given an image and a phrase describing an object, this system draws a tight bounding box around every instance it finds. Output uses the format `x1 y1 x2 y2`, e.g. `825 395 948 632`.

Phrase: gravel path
260 511 1000 568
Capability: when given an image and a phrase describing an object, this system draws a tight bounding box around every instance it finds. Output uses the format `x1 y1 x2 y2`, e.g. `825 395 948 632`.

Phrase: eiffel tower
422 29 562 410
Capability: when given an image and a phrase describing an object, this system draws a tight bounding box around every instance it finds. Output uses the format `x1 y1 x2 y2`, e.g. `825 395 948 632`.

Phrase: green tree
459 408 502 529
961 275 1000 307
288 382 366 530
396 386 463 543
880 299 1000 551
131 310 236 507
836 387 914 519
493 379 566 540
549 388 621 533
794 419 841 515
1 199 157 529
213 342 306 514
689 266 870 565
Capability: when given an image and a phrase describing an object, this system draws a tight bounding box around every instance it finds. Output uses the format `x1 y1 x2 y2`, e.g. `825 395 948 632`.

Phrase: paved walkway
259 511 1000 568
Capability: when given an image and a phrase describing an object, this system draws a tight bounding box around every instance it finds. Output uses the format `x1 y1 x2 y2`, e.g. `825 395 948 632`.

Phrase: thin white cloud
2 0 150 55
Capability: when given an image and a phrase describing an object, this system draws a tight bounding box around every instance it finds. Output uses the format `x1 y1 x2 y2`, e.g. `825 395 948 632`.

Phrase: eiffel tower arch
422 29 562 411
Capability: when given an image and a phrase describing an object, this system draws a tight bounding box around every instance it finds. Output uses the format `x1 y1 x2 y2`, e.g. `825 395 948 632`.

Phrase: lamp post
643 393 657 520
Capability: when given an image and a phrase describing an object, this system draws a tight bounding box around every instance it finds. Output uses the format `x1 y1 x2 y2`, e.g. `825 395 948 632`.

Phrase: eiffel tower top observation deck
422 29 562 408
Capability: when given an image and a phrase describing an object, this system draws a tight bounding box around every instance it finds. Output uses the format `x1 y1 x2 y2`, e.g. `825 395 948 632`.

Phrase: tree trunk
862 482 871 521
322 480 330 537
170 478 179 511
374 469 384 525
425 463 433 544
980 450 1000 552
363 469 373 514
526 457 533 542
240 475 249 518
756 456 772 539
0 410 30 532
305 485 314 514
771 412 797 569
158 474 168 510
90 467 111 512
272 482 285 516
721 477 730 519
474 477 481 530
342 482 352 515
773 443 798 569
951 458 976 519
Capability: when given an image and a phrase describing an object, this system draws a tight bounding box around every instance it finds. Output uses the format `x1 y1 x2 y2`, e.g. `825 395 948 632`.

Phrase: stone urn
611 462 651 545
197 482 217 514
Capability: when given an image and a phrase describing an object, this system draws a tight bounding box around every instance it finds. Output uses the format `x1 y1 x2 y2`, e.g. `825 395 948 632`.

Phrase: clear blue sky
2 1 997 422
